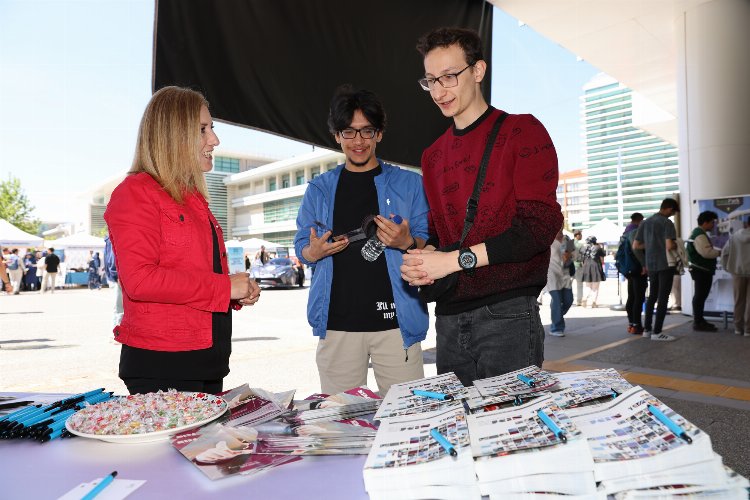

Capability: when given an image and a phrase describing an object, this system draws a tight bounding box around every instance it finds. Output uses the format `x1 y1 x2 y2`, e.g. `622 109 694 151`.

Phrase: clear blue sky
0 1 598 222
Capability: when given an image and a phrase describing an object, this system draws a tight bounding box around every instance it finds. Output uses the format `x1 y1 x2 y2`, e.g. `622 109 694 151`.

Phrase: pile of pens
0 388 113 443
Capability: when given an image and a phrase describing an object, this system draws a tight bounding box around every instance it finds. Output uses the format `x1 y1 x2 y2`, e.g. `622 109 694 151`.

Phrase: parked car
250 257 304 287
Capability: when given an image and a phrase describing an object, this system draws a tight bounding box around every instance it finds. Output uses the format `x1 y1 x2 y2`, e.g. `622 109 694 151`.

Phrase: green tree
0 176 41 235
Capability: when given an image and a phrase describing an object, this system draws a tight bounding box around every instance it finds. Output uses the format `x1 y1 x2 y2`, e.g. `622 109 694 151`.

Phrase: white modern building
224 149 344 247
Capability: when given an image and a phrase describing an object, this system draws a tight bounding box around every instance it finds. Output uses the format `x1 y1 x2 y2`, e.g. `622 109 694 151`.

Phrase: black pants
690 269 713 324
645 268 675 334
626 273 649 327
122 377 223 395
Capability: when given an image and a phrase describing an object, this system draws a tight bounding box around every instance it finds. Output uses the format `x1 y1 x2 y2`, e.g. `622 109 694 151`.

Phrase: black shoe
693 322 717 332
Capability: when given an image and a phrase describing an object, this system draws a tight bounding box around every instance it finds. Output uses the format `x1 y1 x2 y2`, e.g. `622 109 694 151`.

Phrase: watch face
459 249 477 270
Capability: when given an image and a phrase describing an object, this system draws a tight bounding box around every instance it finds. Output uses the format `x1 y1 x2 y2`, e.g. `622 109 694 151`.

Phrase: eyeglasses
418 64 474 91
338 127 378 140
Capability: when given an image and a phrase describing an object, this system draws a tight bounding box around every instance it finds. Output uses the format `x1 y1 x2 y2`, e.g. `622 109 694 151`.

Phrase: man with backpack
616 213 646 335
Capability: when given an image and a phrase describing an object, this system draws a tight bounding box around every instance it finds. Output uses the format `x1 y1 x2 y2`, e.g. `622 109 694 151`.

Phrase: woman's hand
230 272 261 305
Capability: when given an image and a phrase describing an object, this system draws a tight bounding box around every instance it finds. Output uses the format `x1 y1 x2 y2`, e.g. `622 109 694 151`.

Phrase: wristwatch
458 248 477 274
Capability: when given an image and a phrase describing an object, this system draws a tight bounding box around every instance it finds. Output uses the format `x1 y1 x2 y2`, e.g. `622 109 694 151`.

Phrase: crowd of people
1 246 61 294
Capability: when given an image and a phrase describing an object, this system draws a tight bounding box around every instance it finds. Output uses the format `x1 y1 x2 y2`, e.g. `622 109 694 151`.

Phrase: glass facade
213 156 240 173
583 79 679 224
263 196 303 224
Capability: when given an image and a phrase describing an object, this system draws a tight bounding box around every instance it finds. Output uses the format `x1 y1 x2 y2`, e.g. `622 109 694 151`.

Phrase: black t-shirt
119 222 232 381
44 253 60 272
327 166 397 332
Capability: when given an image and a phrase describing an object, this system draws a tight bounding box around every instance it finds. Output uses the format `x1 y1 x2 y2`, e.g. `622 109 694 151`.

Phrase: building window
269 178 276 191
295 170 305 185
214 156 240 173
281 174 290 189
311 167 320 179
263 197 303 224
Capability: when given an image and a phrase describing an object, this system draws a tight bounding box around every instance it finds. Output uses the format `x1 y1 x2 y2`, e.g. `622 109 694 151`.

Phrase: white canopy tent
581 218 624 245
239 238 283 252
0 219 43 248
50 232 106 269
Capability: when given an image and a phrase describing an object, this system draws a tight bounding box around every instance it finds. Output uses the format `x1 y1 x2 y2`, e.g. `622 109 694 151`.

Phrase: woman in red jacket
104 86 261 395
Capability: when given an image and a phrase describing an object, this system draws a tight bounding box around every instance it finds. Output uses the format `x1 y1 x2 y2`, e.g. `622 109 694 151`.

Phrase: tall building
582 74 679 227
557 169 588 232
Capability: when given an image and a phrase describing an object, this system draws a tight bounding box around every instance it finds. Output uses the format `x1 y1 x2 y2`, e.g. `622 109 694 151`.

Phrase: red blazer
104 173 231 351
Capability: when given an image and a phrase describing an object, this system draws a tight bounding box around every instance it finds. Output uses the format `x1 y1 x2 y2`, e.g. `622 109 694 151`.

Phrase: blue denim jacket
294 161 430 348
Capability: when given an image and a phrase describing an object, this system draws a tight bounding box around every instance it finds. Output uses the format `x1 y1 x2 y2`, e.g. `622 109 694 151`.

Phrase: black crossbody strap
459 111 508 245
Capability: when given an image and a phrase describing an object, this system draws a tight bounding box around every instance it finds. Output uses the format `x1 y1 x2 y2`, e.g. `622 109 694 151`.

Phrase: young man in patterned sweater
401 27 563 386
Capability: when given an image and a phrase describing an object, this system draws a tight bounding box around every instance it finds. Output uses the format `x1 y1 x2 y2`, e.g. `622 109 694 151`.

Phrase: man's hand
374 214 413 250
303 227 349 262
401 248 458 286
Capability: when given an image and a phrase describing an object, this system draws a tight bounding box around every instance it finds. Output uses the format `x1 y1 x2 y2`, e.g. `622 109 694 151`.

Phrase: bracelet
404 237 417 252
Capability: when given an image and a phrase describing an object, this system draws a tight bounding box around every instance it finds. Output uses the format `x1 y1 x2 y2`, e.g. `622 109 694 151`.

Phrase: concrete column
676 0 750 313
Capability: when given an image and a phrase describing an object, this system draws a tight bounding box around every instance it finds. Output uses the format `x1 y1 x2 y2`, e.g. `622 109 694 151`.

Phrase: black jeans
626 273 649 327
645 268 675 334
122 377 223 395
690 269 713 324
435 296 545 387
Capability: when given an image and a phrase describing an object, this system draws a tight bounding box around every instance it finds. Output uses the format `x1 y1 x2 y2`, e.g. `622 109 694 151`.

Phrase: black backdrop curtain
154 0 492 168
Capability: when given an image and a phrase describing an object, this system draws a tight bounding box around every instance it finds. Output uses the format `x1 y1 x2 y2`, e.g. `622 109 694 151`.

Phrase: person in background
633 198 680 341
547 226 573 337
295 85 429 396
244 255 251 272
23 252 38 292
104 86 261 395
721 218 750 336
42 248 60 294
88 251 102 290
621 213 646 335
7 248 24 295
35 250 45 291
686 210 721 331
0 245 12 293
581 236 605 308
572 230 585 305
104 234 123 327
255 245 270 265
401 27 561 386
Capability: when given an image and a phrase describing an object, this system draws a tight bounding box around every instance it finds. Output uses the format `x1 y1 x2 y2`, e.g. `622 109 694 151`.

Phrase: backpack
104 236 118 282
615 232 641 276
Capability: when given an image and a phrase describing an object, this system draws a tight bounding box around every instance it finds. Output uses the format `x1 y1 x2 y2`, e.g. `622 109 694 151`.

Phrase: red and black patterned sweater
421 107 563 315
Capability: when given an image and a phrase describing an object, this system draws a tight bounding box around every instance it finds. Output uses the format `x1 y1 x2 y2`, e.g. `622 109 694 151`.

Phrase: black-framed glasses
418 64 474 91
338 127 378 140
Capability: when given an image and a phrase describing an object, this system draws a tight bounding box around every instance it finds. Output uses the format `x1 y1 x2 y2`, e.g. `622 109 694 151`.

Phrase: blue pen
0 404 40 424
81 471 118 500
537 409 567 443
429 428 457 457
517 374 536 387
647 404 693 444
411 389 454 401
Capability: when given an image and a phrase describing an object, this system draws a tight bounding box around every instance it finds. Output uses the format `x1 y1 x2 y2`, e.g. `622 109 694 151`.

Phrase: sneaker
651 333 676 342
549 331 565 337
642 329 652 338
669 305 682 311
631 325 644 335
735 330 743 335
745 332 750 337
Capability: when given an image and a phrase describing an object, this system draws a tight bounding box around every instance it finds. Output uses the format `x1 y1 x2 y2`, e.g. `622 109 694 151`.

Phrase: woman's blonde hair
130 86 210 203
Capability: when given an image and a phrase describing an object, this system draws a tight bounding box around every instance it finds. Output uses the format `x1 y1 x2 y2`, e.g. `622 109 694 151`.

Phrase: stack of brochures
288 387 382 424
468 393 597 497
567 385 749 498
468 365 559 410
551 368 633 409
363 406 480 500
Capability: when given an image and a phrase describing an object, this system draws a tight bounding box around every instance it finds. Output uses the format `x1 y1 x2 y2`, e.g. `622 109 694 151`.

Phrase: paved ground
1 279 748 477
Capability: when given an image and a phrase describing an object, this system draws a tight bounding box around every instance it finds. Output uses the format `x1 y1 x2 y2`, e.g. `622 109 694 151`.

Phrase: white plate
65 392 228 444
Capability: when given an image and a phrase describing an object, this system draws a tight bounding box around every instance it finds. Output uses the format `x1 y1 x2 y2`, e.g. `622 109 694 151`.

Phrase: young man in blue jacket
295 85 430 396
